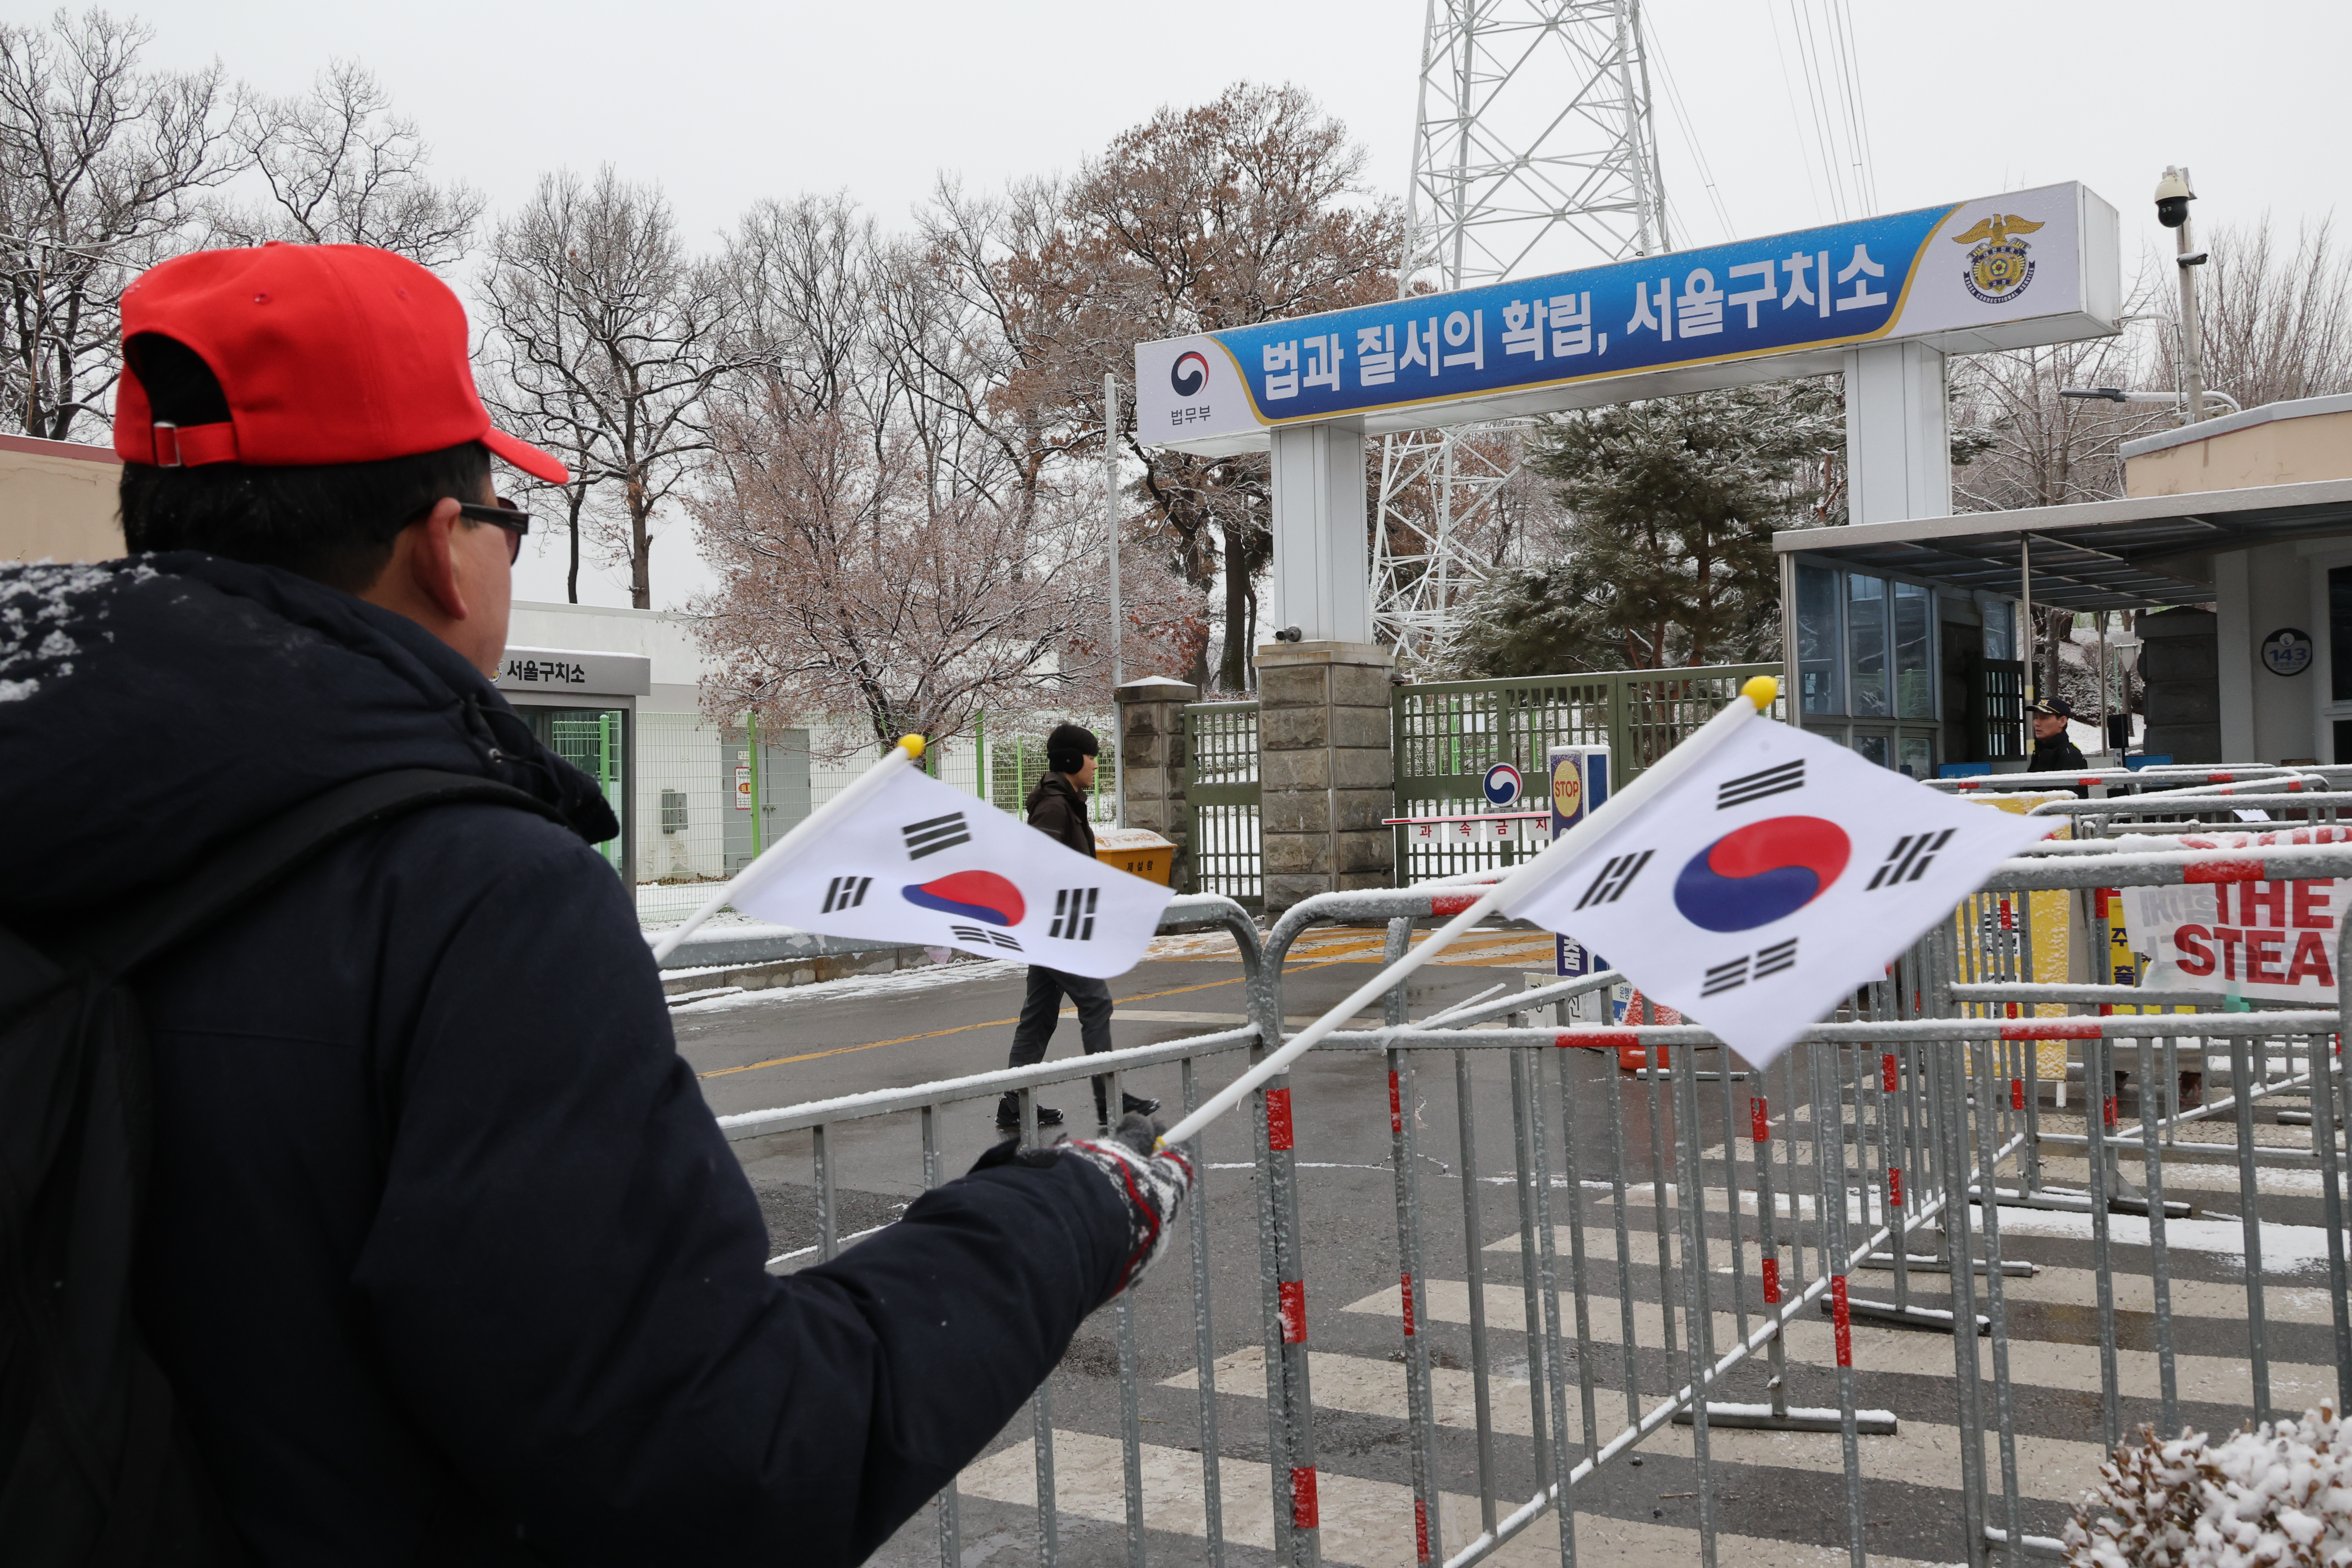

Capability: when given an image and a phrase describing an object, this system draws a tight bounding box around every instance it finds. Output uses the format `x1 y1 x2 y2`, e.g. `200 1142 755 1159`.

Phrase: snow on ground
637 889 761 930
1990 1204 2351 1272
666 956 1031 1015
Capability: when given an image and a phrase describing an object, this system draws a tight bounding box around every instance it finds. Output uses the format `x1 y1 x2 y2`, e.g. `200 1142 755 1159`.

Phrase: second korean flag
726 764 1174 978
1500 721 2053 1065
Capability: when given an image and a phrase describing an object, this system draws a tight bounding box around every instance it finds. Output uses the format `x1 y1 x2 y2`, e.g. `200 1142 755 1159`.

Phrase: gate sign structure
1133 181 2120 655
1137 181 2119 454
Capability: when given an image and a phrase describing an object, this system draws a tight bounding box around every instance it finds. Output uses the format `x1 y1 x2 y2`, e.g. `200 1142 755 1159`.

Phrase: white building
497 603 1104 920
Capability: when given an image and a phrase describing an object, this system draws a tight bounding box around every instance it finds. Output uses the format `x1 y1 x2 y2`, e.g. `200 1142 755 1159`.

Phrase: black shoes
996 1094 1065 1131
1095 1092 1160 1128
996 1091 1155 1132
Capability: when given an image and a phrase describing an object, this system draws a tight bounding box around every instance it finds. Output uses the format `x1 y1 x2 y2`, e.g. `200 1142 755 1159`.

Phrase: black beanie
1046 721 1099 774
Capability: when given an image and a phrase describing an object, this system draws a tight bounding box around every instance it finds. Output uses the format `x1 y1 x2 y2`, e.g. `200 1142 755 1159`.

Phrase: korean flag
1501 722 2053 1065
727 765 1174 978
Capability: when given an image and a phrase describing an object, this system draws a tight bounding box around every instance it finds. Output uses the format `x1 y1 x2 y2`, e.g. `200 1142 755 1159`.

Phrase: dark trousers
1005 965 1116 1119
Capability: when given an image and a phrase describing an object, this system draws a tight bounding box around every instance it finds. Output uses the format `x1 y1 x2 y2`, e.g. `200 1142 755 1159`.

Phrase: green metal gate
1392 662 1783 883
1180 700 1261 910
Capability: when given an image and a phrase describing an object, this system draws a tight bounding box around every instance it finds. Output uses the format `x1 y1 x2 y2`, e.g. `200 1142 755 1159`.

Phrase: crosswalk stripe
1517 1178 2347 1278
2027 1155 2325 1199
1472 1225 2347 1324
1162 1345 2109 1505
959 1427 1951 1568
1339 1278 2341 1408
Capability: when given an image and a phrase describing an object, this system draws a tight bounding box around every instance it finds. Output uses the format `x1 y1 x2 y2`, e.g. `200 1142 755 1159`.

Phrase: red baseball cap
113 242 568 484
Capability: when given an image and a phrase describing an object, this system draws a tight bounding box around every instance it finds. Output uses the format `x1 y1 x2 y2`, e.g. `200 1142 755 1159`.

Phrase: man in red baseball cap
0 243 1188 1564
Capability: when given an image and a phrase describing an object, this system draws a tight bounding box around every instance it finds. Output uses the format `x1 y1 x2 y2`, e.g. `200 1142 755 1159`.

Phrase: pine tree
1452 380 1841 677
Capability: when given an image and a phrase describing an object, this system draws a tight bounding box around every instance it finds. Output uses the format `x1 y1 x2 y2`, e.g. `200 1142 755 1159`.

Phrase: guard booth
494 646 650 878
1775 394 2352 771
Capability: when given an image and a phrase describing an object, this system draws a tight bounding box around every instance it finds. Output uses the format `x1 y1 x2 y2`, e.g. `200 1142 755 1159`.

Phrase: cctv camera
2154 167 2194 230
1274 626 1303 643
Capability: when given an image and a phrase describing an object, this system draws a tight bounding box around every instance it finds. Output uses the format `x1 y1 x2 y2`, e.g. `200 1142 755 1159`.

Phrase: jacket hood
0 552 616 924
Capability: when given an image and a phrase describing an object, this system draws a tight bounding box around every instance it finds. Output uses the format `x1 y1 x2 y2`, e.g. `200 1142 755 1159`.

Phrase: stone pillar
1256 640 1396 913
1115 675 1198 878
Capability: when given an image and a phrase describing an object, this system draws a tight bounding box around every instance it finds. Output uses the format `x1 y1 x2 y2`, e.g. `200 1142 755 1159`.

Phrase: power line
1826 0 1878 212
1641 8 1735 245
1790 1 1845 217
1764 2 1829 226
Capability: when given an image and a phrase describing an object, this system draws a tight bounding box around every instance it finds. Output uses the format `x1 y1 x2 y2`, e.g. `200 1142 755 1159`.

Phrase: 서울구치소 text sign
1137 181 2120 455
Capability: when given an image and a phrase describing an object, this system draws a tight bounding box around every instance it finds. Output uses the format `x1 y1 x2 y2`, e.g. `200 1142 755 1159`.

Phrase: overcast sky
121 0 2352 611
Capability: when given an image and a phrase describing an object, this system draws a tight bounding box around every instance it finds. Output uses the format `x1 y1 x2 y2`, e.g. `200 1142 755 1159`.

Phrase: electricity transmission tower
1372 0 1670 664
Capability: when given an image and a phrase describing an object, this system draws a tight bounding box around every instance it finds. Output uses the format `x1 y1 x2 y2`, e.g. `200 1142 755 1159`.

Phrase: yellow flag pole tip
898 734 927 760
1741 675 1779 711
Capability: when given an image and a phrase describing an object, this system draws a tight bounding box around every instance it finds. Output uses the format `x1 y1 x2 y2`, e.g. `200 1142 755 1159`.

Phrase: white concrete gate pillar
1843 341 1951 525
1258 420 1394 911
1267 421 1373 643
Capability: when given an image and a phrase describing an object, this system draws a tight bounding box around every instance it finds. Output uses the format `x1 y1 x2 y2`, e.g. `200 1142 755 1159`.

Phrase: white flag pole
648 733 928 964
1155 677 1779 1152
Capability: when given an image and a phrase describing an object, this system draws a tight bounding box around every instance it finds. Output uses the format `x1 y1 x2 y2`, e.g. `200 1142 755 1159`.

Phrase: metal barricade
719 855 2351 1568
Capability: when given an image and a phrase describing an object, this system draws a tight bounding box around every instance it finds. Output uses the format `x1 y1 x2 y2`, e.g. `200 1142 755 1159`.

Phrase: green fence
1392 662 1784 883
978 718 1120 824
1180 700 1262 910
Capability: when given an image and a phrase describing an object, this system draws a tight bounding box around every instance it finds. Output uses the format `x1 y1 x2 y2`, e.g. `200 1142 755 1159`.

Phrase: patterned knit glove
1056 1113 1193 1299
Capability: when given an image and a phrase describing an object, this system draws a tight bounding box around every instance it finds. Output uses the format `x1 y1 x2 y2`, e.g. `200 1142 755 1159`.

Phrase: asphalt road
668 926 2339 1568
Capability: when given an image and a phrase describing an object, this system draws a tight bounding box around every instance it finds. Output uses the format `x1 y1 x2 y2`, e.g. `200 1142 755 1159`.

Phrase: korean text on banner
728 766 1175 979
2122 826 2349 1002
1501 722 2053 1065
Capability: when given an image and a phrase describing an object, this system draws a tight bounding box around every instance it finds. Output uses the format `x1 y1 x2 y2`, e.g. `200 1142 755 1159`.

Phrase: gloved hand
1058 1113 1193 1298
974 1112 1192 1299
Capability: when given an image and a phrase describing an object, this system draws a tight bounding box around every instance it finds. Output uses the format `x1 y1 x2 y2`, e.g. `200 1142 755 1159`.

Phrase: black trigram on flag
951 923 1023 951
1573 849 1653 911
1700 937 1800 997
902 811 970 860
1050 887 1100 941
1717 760 1804 810
1867 828 1956 890
821 875 872 913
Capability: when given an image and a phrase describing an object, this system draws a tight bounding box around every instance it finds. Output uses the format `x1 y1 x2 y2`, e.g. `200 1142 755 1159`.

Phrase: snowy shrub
2064 1403 2351 1568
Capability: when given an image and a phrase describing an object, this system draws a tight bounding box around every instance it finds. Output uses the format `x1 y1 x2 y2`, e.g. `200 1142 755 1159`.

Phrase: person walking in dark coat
0 243 1190 1566
2029 696 2092 773
998 723 1162 1131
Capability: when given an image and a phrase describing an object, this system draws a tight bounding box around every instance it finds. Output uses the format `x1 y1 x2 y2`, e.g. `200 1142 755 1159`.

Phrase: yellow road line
696 955 1357 1080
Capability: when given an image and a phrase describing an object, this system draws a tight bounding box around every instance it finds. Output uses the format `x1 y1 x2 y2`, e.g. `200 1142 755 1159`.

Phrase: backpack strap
85 769 564 980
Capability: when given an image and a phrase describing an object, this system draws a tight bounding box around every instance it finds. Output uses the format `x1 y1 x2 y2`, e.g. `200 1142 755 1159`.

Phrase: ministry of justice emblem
1953 213 2044 305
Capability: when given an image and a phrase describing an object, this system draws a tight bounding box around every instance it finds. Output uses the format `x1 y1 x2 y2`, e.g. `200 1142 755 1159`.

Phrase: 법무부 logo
1170 350 1209 397
1953 213 2043 306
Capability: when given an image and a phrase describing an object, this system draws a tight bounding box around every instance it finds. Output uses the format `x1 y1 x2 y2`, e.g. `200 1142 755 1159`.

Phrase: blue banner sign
1138 181 2117 454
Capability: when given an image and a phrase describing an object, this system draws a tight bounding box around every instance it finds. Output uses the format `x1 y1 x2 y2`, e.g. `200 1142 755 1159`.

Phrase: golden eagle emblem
1953 212 2043 305
1950 214 2046 246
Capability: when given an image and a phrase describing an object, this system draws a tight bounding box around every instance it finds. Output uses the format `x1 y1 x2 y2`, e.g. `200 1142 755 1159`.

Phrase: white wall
2217 544 2325 764
505 600 708 711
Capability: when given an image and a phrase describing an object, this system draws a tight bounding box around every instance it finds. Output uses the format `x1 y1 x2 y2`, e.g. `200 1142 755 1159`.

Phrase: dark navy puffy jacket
0 554 1127 1565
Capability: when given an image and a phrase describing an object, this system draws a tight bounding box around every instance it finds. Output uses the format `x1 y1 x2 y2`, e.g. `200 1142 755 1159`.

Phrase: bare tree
0 8 239 440
1949 330 2166 513
477 167 742 607
1069 82 1402 690
213 59 480 266
2154 214 2352 412
724 191 875 418
899 85 1400 691
691 389 1182 750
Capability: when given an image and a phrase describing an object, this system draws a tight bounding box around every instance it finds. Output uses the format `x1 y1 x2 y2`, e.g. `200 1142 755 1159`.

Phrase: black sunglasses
456 498 530 564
